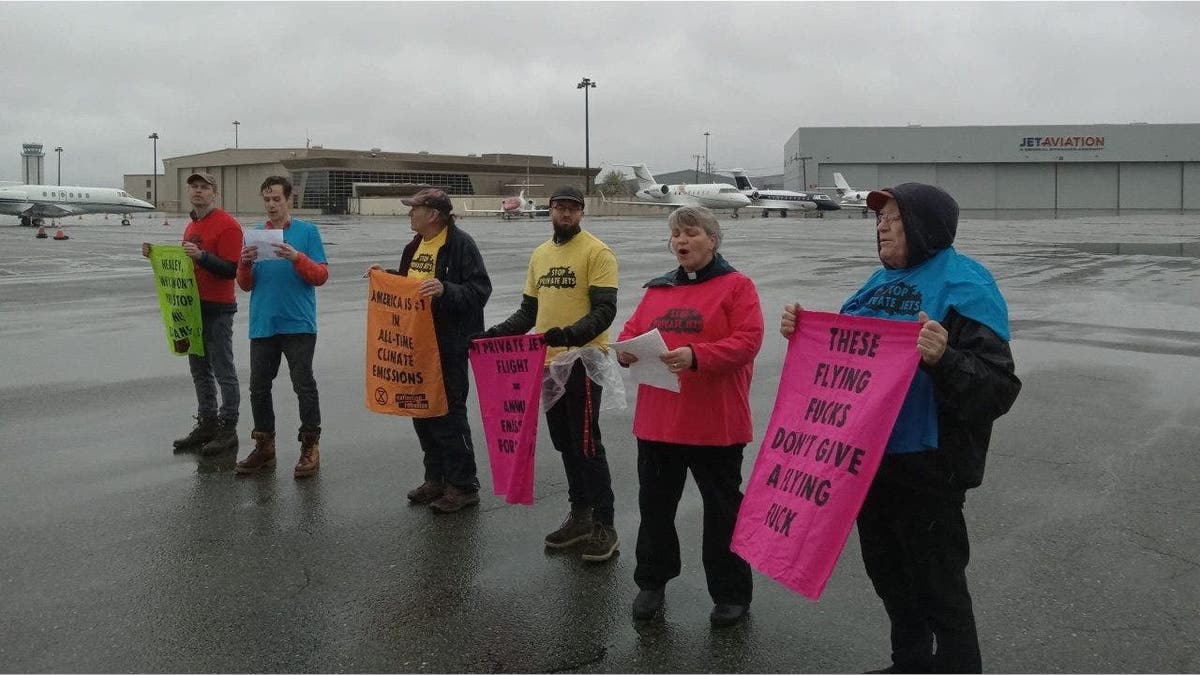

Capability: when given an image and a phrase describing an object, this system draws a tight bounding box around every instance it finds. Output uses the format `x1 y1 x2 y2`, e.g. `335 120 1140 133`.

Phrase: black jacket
391 224 491 358
868 183 1022 497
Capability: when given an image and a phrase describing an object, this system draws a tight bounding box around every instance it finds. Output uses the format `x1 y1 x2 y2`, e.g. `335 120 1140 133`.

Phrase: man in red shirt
143 172 244 455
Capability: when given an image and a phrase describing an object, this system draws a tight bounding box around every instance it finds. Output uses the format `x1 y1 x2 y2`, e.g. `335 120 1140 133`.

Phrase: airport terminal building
129 147 598 215
785 123 1200 217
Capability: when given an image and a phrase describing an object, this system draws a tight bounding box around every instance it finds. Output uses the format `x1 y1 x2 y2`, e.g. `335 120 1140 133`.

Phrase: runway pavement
0 212 1197 673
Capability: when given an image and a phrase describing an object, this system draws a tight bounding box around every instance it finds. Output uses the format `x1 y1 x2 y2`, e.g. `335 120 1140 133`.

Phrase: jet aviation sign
1019 135 1105 151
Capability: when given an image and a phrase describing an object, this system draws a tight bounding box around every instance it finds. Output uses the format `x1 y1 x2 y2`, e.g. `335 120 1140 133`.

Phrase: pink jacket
618 266 763 446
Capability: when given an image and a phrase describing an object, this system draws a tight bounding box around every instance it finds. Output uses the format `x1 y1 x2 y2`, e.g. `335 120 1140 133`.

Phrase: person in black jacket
368 188 492 514
781 183 1021 673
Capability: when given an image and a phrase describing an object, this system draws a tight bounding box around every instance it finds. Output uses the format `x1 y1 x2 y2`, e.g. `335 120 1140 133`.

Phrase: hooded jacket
847 183 1022 496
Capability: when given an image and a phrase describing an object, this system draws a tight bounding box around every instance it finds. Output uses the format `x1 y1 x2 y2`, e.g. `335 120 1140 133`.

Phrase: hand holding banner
468 335 547 505
149 244 204 357
365 270 447 417
732 310 921 601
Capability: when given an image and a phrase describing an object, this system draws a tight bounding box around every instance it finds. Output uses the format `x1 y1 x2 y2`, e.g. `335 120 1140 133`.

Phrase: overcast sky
3 1 1199 188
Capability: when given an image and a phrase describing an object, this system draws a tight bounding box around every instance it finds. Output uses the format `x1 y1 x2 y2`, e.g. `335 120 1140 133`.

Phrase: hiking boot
430 485 481 514
632 587 665 621
198 419 239 456
544 507 594 549
236 431 277 474
709 603 749 628
407 480 446 504
294 429 320 479
173 416 218 451
579 523 619 562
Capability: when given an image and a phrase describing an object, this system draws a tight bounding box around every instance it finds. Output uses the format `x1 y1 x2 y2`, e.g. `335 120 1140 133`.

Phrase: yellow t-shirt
407 227 447 280
523 229 619 361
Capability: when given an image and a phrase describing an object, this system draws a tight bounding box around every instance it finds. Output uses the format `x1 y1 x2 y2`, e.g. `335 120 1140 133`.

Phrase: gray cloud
3 1 1198 187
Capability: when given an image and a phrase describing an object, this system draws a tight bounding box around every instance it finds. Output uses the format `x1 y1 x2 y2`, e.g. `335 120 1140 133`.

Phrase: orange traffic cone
53 227 69 240
35 225 48 239
163 218 170 226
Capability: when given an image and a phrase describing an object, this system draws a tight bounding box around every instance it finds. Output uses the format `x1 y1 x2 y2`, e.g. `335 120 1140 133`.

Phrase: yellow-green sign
150 245 204 357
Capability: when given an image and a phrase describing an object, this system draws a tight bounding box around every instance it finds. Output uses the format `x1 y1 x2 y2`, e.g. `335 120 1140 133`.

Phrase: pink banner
731 311 921 601
468 334 547 505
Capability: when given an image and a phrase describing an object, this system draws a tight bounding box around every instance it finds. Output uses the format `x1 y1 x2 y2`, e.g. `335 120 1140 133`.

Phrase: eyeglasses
551 204 583 213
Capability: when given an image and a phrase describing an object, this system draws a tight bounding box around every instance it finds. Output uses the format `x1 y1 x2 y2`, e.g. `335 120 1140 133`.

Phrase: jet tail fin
724 168 754 191
833 172 853 195
611 163 657 190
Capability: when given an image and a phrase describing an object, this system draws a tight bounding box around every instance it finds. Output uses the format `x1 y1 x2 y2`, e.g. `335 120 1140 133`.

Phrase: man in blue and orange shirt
234 175 329 479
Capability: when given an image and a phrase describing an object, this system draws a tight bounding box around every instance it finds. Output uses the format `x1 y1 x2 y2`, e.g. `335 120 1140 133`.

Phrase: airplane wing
463 208 511 214
0 202 81 218
740 204 817 212
602 199 690 208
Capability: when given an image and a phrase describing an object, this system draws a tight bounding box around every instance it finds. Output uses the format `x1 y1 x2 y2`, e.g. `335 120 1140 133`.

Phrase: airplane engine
750 191 760 200
659 185 670 195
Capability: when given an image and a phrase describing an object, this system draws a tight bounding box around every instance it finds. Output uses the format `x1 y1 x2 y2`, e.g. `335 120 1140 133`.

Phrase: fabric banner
149 244 204 357
365 270 447 417
731 310 921 601
468 334 547 505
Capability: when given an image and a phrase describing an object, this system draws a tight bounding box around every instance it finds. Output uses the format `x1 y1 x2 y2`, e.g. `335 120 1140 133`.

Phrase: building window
146 192 152 200
146 179 151 188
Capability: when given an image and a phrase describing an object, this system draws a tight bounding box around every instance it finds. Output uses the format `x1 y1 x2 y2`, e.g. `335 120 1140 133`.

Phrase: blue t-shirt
248 218 327 339
840 247 1009 454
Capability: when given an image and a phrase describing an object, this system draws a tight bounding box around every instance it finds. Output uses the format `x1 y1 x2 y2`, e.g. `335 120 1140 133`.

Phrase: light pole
233 120 240 149
576 77 596 195
703 131 711 182
148 133 159 208
54 147 62 185
692 154 702 183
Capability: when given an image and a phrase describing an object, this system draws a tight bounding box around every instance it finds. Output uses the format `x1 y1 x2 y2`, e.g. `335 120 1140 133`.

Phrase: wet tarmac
1 212 1198 673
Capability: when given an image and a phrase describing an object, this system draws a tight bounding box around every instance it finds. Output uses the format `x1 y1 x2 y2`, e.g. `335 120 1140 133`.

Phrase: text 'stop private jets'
0 184 155 226
605 163 752 216
725 168 842 217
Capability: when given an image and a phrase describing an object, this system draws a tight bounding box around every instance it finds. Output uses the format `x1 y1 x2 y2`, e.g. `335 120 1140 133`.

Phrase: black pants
857 481 980 674
634 439 753 606
249 333 321 434
545 360 615 526
412 356 479 491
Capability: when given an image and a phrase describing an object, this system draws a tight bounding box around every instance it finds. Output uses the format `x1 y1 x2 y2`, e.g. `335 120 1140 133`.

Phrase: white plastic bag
541 346 627 412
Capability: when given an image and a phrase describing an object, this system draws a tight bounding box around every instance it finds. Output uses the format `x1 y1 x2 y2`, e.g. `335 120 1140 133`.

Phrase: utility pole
703 131 710 183
576 77 596 195
148 133 159 207
54 147 62 185
692 154 702 183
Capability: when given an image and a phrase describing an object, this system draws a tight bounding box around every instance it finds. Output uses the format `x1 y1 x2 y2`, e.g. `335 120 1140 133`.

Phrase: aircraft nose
132 198 155 210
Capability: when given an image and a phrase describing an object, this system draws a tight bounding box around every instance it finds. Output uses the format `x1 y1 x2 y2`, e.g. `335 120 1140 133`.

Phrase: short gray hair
667 206 722 250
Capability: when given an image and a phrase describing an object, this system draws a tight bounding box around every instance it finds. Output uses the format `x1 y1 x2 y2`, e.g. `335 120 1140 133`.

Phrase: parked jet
831 173 873 209
465 185 548 219
604 163 751 216
725 168 841 217
0 184 155 226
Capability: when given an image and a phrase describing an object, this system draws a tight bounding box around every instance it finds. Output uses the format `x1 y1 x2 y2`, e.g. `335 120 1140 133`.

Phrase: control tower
21 143 45 184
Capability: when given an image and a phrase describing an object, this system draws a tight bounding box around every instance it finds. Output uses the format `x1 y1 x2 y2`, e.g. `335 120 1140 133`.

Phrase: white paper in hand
244 228 284 261
611 328 680 393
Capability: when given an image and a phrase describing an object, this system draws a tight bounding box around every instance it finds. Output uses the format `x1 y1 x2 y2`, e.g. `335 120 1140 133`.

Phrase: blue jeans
188 310 239 423
249 333 321 434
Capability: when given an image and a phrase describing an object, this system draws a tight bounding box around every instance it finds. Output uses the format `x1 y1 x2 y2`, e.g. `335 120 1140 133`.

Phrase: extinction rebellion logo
1019 135 1104 151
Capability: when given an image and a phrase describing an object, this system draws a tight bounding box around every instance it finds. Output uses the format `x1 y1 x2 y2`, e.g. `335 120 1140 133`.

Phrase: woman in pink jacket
615 206 764 628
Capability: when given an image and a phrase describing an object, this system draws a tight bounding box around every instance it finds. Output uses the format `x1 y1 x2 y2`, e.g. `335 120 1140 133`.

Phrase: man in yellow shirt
480 186 620 562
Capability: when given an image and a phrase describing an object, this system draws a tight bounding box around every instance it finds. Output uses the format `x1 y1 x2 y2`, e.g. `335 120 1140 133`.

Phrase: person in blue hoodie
781 183 1021 673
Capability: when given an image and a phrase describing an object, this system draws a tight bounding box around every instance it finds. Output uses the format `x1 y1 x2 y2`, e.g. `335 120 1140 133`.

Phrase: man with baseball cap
366 188 492 513
479 185 622 562
142 171 244 456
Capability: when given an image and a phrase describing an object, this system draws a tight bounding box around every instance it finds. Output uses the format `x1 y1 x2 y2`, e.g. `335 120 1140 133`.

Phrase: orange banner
365 270 447 417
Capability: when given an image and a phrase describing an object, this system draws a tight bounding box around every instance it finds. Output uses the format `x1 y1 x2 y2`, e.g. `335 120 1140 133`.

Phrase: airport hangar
126 147 599 215
784 123 1200 218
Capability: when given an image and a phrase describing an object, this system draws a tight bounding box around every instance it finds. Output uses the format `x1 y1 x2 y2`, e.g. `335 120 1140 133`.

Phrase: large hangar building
784 124 1200 217
132 147 598 215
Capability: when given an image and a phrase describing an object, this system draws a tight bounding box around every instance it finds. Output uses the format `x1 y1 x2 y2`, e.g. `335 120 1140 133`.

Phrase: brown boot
294 429 321 479
407 480 446 504
235 431 276 474
430 485 480 514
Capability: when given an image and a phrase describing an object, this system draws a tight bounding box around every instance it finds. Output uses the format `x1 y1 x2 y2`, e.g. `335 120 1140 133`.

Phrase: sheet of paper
244 228 284 260
611 328 680 393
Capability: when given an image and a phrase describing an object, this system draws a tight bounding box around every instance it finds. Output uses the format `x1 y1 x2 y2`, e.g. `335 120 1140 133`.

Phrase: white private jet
725 168 843 217
0 184 155 226
605 163 752 217
827 173 873 212
464 184 549 220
